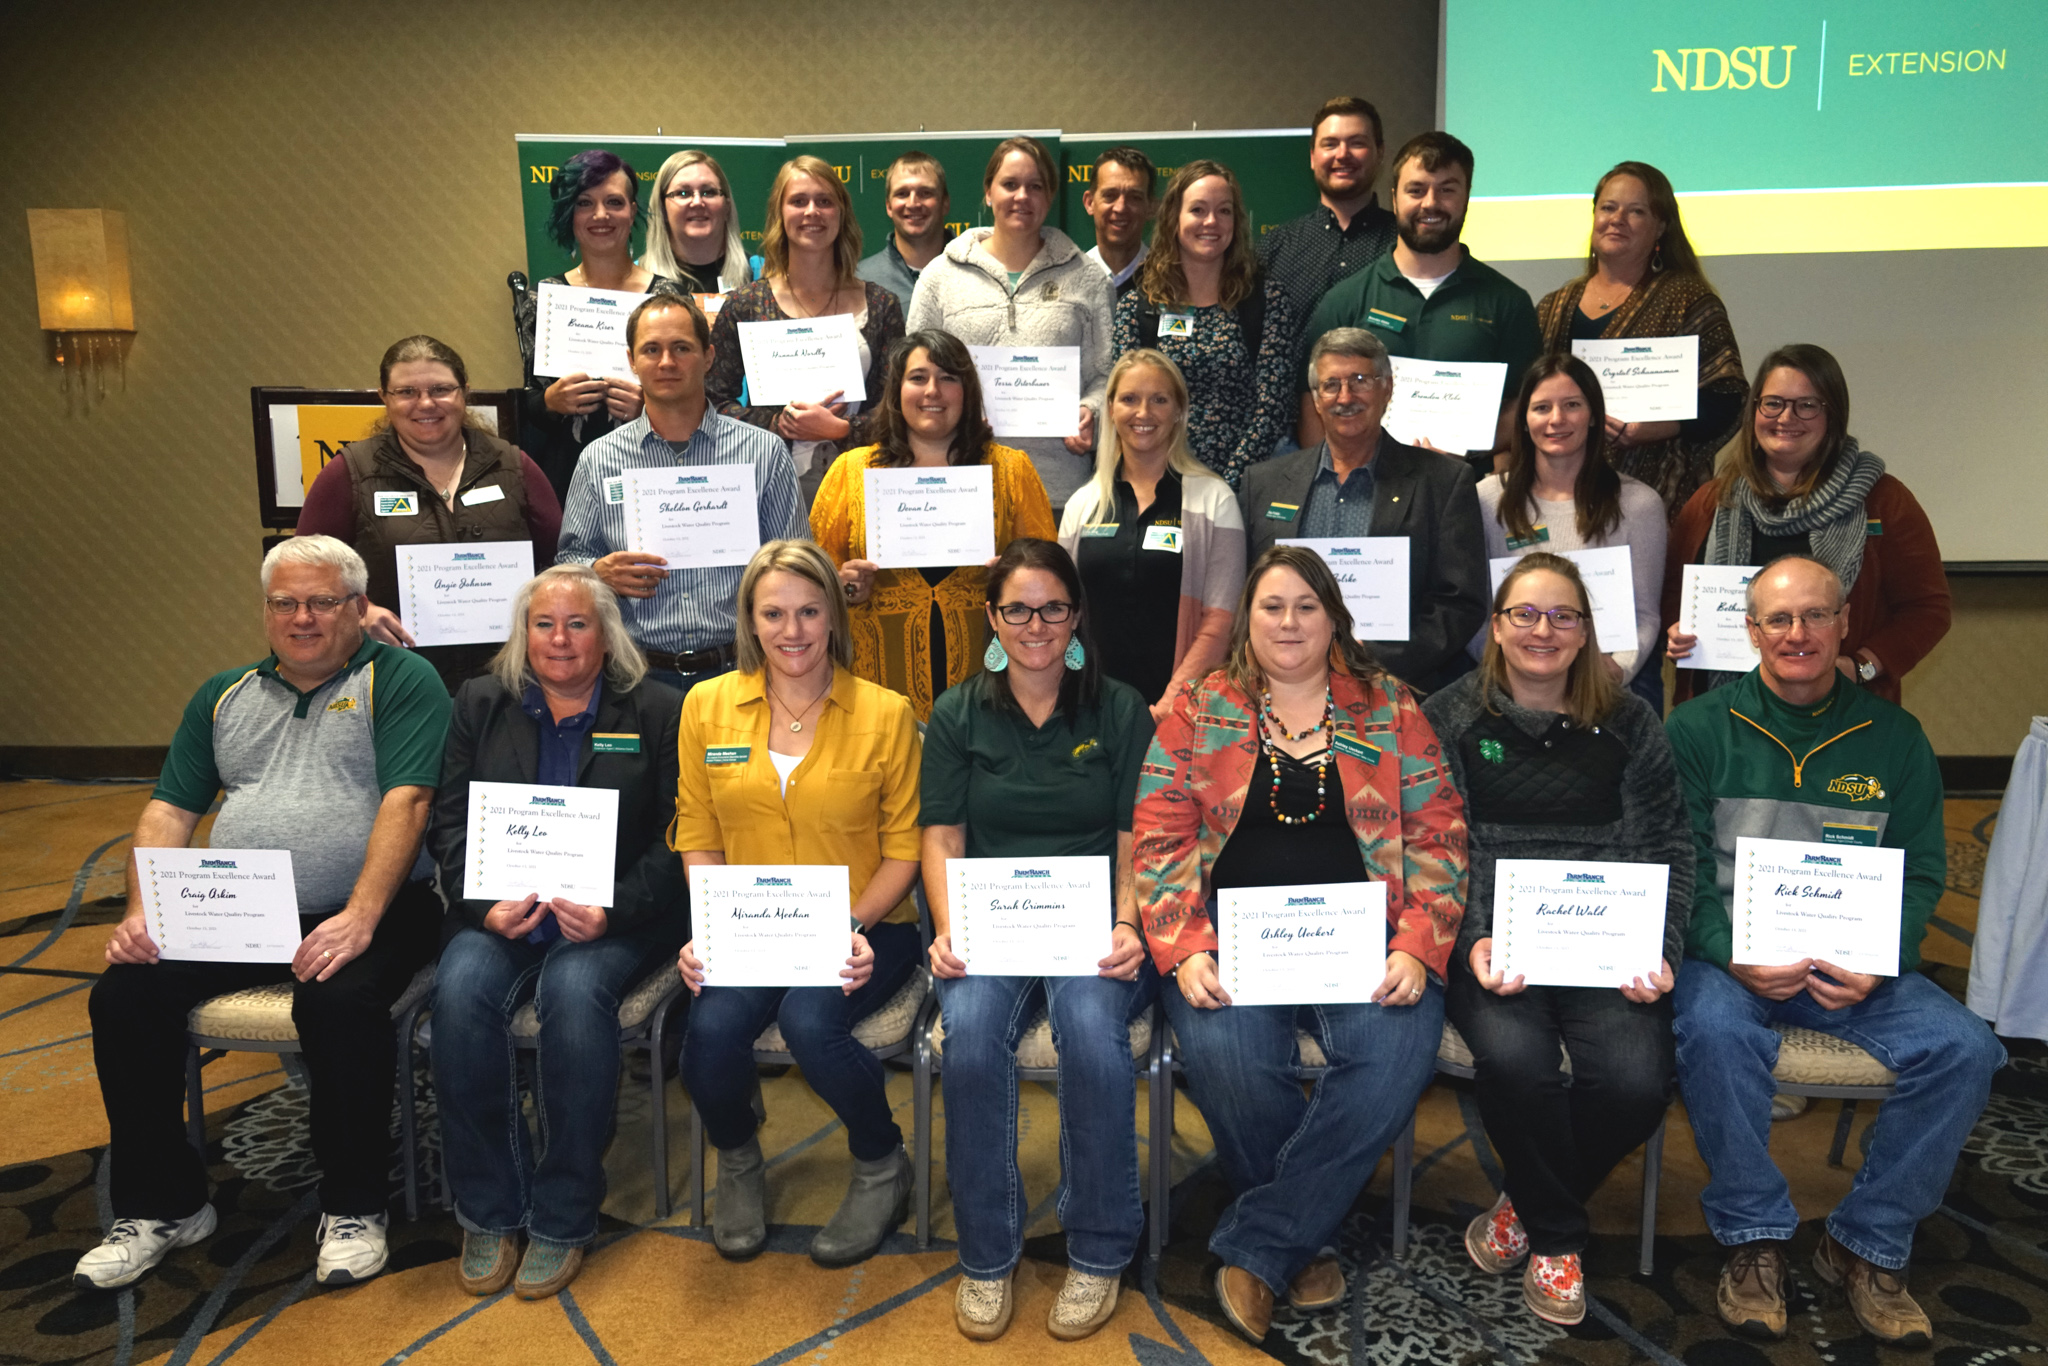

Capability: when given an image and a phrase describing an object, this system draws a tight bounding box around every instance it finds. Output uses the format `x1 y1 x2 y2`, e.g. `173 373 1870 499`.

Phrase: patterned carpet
1 781 2040 1365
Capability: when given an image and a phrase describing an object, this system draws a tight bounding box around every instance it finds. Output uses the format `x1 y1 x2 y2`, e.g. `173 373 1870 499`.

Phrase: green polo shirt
919 672 1153 862
1300 247 1542 399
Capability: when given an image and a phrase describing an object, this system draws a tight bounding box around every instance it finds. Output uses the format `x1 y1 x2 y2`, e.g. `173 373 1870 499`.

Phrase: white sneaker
74 1204 218 1289
314 1211 389 1285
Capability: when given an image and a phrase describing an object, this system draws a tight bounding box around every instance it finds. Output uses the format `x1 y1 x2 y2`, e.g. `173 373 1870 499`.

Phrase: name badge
1505 525 1550 551
705 745 751 766
591 733 641 754
1264 502 1299 522
1142 525 1183 553
374 491 418 516
604 476 627 505
1081 523 1120 538
1821 821 1881 847
1366 307 1408 333
1332 733 1381 765
695 292 727 316
1158 312 1194 338
460 484 506 507
1865 519 1883 536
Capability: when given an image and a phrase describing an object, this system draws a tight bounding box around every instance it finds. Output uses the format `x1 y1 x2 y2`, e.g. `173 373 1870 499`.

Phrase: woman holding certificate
1474 355 1666 703
811 329 1056 721
1534 161 1746 515
904 136 1114 513
921 538 1155 1342
1059 350 1246 722
704 156 906 502
1423 553 1693 1326
672 541 924 1268
1661 344 1951 706
1134 545 1467 1346
641 149 754 298
297 335 562 695
426 564 687 1300
512 149 658 502
1110 161 1297 487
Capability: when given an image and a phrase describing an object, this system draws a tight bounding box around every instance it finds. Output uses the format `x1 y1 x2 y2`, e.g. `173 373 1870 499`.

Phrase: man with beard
1299 132 1539 475
1258 97 1397 328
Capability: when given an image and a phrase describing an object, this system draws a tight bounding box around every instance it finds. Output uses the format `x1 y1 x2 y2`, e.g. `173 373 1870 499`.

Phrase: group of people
73 94 1998 1356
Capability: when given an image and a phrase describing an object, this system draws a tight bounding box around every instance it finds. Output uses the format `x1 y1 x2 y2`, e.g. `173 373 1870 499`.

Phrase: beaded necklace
1259 688 1334 824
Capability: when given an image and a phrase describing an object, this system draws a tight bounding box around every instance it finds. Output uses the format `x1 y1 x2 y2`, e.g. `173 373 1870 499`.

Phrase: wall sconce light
27 209 135 404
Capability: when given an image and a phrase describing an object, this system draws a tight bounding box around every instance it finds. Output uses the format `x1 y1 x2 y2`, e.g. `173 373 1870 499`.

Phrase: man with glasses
1242 327 1486 692
1664 554 2001 1349
77 536 451 1293
858 151 954 313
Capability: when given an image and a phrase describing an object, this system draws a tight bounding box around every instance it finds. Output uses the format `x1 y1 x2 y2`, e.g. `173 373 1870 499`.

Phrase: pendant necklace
767 679 828 732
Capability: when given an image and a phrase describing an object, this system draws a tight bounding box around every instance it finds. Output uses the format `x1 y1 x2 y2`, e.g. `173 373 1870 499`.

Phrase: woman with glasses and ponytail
1661 344 1950 705
1423 552 1692 1327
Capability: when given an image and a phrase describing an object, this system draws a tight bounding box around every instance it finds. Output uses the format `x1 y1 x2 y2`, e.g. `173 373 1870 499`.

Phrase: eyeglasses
665 186 726 203
993 601 1075 625
1498 605 1585 631
1316 372 1385 399
1757 396 1826 420
264 593 359 617
384 384 461 405
1749 608 1843 636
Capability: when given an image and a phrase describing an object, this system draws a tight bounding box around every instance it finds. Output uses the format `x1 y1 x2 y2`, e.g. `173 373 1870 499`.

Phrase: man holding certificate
919 540 1155 1342
78 538 450 1293
1134 545 1467 1345
1424 554 1693 1327
1666 556 2002 1348
557 293 807 698
424 565 686 1301
1242 327 1487 693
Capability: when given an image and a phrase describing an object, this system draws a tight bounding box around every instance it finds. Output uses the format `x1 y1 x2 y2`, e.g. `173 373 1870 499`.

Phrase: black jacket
429 674 687 940
1239 433 1488 692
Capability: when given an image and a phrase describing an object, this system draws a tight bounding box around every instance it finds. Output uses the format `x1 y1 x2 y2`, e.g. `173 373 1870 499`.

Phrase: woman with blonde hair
1059 349 1245 720
641 149 754 297
705 156 905 500
1113 160 1297 486
1422 552 1691 1326
672 540 925 1269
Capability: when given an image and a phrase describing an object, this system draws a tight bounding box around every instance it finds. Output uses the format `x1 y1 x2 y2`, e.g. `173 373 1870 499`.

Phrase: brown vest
340 427 535 618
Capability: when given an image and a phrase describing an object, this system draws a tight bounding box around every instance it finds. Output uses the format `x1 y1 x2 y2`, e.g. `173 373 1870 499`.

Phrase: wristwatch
1856 658 1878 683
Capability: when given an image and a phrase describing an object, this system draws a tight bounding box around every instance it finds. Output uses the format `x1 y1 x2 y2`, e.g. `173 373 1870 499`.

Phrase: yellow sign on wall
293 405 385 497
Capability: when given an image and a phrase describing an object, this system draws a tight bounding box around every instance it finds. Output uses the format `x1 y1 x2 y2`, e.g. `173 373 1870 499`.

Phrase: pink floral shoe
1464 1193 1528 1274
1524 1253 1585 1325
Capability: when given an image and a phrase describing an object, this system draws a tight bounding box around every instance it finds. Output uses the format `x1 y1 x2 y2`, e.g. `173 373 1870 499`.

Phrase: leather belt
644 641 737 674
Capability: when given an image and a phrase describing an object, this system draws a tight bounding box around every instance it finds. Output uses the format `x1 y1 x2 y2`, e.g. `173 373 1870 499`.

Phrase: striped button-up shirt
1297 441 1378 540
556 410 807 654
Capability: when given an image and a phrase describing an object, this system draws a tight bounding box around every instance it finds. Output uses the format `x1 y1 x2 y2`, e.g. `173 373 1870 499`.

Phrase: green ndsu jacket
1664 670 1945 972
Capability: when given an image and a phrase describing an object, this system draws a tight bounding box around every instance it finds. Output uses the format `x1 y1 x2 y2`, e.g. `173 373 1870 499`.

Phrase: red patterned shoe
1524 1253 1586 1325
1464 1193 1528 1274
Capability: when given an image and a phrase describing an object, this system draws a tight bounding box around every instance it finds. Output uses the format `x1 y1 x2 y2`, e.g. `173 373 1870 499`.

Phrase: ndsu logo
1652 45 1797 91
1826 773 1886 802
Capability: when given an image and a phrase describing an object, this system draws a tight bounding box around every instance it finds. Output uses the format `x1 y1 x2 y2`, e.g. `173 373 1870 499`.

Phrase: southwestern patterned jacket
1133 668 1468 978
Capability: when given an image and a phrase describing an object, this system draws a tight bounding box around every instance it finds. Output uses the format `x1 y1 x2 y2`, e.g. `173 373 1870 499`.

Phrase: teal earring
984 637 1010 672
1063 638 1086 671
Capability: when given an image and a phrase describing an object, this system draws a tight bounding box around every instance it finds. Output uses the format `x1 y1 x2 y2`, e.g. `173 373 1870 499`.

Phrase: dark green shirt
919 672 1153 860
1301 247 1542 401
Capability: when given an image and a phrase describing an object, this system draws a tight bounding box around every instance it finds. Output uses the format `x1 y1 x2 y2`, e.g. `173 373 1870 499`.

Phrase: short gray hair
490 564 648 694
1306 327 1392 387
262 535 368 596
1745 554 1846 617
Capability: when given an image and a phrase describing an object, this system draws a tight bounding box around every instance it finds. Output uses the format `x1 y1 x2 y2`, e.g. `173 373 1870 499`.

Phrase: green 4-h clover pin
1479 738 1506 764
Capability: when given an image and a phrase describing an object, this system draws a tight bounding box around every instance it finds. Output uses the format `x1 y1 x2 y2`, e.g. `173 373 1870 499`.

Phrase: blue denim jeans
1165 983 1444 1293
431 925 673 1245
681 920 923 1161
935 966 1158 1279
1672 958 2005 1269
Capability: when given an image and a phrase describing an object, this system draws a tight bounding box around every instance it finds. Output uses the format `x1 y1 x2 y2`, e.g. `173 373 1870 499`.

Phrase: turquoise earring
1064 638 1086 671
984 638 1010 672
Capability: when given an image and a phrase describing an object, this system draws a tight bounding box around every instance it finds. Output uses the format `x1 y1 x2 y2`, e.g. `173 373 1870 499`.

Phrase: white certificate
1383 356 1508 453
691 864 850 988
948 856 1111 977
1732 837 1904 977
1677 563 1762 672
1280 537 1411 641
134 848 301 964
1571 336 1699 423
465 782 619 907
969 346 1082 438
394 541 534 647
863 465 996 569
623 465 760 569
1494 859 1668 988
532 282 641 381
1488 545 1636 652
1217 881 1388 1007
736 316 867 407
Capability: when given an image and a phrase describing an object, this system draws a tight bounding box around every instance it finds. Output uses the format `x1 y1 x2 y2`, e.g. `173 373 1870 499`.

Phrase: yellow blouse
670 666 923 923
810 442 1057 721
